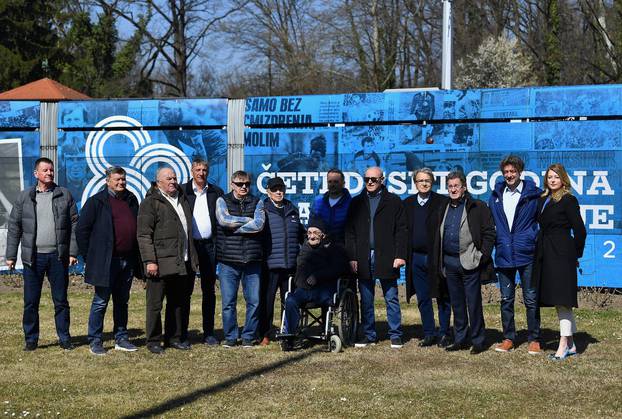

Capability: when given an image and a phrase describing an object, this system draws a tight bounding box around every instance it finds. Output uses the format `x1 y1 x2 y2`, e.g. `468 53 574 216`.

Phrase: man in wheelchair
279 217 350 351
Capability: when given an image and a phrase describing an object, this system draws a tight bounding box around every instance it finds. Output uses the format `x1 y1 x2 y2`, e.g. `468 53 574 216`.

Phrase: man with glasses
345 167 408 349
181 158 224 346
432 171 496 355
215 171 265 348
258 176 304 346
280 217 349 351
311 168 352 244
403 168 452 348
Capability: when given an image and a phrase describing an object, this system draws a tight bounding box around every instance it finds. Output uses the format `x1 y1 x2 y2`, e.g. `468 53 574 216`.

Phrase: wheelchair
276 276 359 353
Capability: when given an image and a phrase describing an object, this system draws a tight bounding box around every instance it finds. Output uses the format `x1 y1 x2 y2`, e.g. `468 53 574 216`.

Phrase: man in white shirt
488 156 543 355
181 159 224 346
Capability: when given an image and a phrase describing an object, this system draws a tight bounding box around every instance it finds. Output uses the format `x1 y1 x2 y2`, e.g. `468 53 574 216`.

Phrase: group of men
6 154 542 356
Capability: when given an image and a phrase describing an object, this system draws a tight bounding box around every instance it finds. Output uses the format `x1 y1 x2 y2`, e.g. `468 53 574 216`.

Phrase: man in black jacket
434 171 496 355
181 158 224 346
403 168 452 348
137 167 199 354
281 217 349 349
345 167 408 349
76 166 141 355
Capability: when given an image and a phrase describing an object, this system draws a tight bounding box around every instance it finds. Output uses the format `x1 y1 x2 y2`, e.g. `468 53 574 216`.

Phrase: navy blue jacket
263 198 305 270
488 178 542 268
76 189 142 287
311 189 352 244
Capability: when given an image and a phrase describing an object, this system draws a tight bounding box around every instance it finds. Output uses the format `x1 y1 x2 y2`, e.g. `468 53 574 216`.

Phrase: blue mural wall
244 87 622 288
56 99 228 208
0 101 41 267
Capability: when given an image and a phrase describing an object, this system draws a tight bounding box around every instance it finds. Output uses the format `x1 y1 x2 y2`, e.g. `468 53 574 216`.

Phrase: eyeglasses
307 231 323 237
364 176 383 184
269 186 285 192
415 179 432 184
447 184 464 190
232 181 251 188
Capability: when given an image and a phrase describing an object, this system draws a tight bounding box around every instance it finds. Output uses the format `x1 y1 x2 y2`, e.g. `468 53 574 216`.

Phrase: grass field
0 281 621 418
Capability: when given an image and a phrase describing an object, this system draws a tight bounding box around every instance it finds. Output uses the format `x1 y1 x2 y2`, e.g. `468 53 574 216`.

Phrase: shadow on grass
120 347 322 419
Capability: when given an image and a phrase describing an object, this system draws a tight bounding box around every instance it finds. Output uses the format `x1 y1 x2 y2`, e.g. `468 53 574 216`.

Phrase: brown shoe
494 339 514 352
527 341 541 355
259 336 270 346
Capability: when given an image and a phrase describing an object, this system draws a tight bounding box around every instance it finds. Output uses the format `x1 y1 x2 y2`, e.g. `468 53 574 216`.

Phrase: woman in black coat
534 163 586 360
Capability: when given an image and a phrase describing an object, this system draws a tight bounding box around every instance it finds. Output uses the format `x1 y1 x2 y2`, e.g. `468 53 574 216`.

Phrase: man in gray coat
137 166 199 354
6 157 78 351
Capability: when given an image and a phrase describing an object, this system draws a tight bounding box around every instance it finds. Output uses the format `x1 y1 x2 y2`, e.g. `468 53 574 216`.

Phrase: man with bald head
345 167 408 349
137 166 199 354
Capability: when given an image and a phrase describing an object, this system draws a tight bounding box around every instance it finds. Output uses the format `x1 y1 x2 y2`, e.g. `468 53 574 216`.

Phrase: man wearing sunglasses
215 170 265 348
345 167 408 349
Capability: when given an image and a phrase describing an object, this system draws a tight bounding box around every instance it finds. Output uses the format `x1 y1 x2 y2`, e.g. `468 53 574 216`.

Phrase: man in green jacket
137 167 199 354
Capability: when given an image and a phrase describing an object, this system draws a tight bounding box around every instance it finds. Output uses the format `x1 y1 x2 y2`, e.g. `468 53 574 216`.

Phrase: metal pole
441 0 453 90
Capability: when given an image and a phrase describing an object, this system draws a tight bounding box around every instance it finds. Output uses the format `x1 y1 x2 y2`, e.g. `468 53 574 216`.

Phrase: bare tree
99 0 247 96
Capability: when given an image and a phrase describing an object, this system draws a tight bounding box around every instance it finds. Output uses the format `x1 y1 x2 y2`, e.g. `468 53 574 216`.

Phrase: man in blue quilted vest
215 170 265 348
258 176 304 346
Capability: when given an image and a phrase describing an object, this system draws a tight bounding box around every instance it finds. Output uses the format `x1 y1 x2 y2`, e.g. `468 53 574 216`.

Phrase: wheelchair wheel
329 335 342 353
336 288 358 346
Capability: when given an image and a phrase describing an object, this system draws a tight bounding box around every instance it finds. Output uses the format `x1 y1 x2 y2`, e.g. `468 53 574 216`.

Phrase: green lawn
0 284 621 418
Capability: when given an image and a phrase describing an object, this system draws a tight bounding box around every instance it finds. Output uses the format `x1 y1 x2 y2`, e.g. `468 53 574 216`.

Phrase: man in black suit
403 168 452 348
181 158 224 345
345 166 408 349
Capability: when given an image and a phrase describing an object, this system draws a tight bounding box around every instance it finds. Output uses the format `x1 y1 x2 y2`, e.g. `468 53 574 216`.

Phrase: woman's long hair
541 163 572 202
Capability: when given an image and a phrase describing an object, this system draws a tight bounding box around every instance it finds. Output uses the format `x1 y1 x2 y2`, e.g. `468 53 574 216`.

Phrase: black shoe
222 340 238 348
170 341 191 350
437 335 452 348
418 336 437 347
445 342 470 352
59 340 75 351
147 344 164 354
24 342 38 351
470 345 487 355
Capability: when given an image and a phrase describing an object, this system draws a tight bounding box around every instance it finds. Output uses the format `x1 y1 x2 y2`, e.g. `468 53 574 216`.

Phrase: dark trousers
145 267 194 345
195 239 217 338
411 252 451 337
444 255 486 347
87 257 133 344
259 268 292 338
23 252 71 344
497 264 540 342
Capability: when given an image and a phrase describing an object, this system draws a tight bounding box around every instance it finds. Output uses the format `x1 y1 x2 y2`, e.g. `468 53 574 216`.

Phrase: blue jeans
359 250 403 341
219 262 261 342
283 285 336 334
497 264 540 342
411 252 451 337
444 255 486 347
87 257 133 344
23 252 70 343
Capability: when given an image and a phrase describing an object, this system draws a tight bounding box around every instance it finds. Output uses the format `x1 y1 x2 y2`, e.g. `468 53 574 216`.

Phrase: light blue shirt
502 181 523 231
